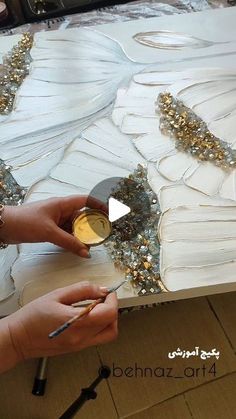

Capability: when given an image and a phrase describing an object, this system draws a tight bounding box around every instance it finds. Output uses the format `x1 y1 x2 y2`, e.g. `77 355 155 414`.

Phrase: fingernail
80 249 91 258
100 286 109 293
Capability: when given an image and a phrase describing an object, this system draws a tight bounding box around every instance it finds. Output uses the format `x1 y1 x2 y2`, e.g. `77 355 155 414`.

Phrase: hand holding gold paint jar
73 209 112 246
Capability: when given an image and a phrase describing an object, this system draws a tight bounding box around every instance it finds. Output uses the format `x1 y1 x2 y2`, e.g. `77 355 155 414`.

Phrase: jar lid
0 2 8 22
73 209 112 246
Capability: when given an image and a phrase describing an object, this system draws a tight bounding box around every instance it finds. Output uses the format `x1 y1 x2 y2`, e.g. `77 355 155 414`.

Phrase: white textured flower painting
1 7 236 308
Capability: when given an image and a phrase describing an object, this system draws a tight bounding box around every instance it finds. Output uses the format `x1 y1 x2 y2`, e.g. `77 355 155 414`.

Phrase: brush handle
68 297 104 325
48 297 104 339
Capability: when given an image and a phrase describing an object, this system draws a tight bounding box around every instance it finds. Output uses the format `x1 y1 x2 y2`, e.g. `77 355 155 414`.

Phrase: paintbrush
48 280 127 339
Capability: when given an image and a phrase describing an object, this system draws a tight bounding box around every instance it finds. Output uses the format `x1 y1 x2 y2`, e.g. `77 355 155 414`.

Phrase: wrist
0 316 23 373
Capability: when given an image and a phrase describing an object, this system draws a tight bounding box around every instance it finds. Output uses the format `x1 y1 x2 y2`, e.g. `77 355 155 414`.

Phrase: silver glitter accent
0 159 25 206
104 165 165 296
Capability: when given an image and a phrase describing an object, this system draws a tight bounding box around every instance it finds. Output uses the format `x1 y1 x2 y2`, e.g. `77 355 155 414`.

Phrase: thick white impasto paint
1 8 236 309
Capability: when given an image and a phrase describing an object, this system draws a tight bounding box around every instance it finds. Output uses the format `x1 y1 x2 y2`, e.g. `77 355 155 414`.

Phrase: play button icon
86 174 152 241
108 197 130 222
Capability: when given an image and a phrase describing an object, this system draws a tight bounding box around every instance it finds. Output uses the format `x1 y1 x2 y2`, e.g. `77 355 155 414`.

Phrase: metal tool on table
59 365 111 419
32 357 49 396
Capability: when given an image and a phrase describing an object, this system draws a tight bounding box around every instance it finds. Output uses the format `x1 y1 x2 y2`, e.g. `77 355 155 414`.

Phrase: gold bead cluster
0 33 33 115
157 92 236 169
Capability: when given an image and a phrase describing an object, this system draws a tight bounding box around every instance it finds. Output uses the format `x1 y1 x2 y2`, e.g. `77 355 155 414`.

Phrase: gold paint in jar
73 209 112 246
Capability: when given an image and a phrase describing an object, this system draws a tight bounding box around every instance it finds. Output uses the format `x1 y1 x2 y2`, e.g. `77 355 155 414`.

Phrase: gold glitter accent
143 261 151 269
0 181 5 190
73 209 111 246
157 92 236 169
0 33 33 115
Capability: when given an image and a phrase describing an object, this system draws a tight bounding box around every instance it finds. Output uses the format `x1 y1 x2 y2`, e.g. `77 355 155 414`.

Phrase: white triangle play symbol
108 197 131 222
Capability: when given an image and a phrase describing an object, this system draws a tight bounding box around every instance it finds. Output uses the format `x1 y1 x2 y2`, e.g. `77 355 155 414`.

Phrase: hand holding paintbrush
48 280 126 339
3 282 118 372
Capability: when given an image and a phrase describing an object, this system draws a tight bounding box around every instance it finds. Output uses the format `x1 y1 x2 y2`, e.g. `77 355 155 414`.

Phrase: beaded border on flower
0 159 26 249
104 165 166 296
157 92 236 169
0 33 33 115
0 159 26 206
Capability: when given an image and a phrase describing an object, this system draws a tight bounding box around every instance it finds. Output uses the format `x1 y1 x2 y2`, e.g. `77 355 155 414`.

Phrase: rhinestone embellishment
0 33 33 115
157 92 236 169
0 160 26 250
104 165 166 296
0 159 26 206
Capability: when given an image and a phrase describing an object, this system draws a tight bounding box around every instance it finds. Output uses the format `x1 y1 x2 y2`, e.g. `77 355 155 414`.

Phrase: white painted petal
112 84 156 128
159 184 234 212
168 71 236 127
114 94 153 110
48 118 143 190
0 35 21 59
0 120 91 188
161 261 236 292
209 113 236 143
112 104 155 127
79 120 145 169
11 149 64 188
184 163 226 196
170 77 236 108
34 28 129 56
133 71 183 85
181 68 236 81
160 206 236 279
112 108 130 127
194 88 236 123
0 246 18 301
133 133 175 162
125 80 159 100
158 152 198 182
133 31 215 49
160 198 236 291
26 178 81 203
161 206 236 238
121 114 158 134
51 156 129 189
19 78 92 97
18 246 130 306
147 164 172 196
162 240 236 268
219 171 236 201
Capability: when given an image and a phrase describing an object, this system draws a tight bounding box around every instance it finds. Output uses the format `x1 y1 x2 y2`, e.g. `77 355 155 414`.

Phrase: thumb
51 226 90 258
55 282 108 304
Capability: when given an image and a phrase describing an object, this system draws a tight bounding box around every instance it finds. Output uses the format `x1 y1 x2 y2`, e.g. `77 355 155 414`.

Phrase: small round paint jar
0 2 8 23
73 209 112 246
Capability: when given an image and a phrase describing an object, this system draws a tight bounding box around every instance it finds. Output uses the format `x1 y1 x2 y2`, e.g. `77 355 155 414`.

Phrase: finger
54 282 109 304
82 292 118 319
78 293 118 328
87 196 108 213
51 226 90 257
102 292 118 308
87 321 118 347
60 195 107 216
